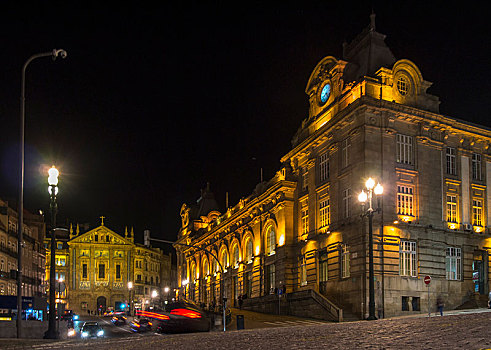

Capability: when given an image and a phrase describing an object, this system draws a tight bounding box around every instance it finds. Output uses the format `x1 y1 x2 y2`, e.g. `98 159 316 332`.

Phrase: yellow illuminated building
176 14 491 319
45 218 171 315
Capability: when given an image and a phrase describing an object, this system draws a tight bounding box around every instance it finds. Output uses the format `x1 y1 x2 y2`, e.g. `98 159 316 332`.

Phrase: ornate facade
45 218 171 314
176 15 491 319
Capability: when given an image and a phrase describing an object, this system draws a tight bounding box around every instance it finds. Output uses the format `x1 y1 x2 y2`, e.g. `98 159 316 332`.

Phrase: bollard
236 314 244 330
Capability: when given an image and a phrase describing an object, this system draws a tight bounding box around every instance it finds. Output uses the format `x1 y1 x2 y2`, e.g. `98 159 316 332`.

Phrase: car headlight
97 330 104 337
73 315 79 320
81 331 88 338
68 329 76 337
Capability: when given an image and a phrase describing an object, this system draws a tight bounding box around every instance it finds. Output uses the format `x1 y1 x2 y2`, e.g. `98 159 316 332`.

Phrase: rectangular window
411 297 421 311
396 134 413 165
302 167 308 191
116 264 121 280
397 185 414 216
446 195 457 223
399 241 417 277
341 244 350 278
265 264 275 294
446 247 461 280
98 264 105 279
55 256 66 266
319 199 330 228
57 242 63 250
319 253 328 282
82 263 88 279
94 234 98 242
343 188 351 218
446 147 456 175
301 203 309 234
341 138 351 168
472 153 482 180
319 152 329 182
472 199 483 226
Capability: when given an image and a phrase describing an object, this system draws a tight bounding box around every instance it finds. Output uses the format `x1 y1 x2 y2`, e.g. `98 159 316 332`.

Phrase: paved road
1 308 490 349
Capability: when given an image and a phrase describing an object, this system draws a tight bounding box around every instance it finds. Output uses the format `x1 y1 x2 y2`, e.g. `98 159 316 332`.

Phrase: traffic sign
424 275 431 285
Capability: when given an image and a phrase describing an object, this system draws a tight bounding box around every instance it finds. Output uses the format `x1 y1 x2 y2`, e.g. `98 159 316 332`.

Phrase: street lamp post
45 166 60 339
358 178 383 321
127 281 133 316
17 49 67 339
57 277 64 334
164 287 170 302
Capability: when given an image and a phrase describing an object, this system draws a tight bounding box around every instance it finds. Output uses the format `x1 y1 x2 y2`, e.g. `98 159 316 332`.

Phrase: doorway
96 296 106 315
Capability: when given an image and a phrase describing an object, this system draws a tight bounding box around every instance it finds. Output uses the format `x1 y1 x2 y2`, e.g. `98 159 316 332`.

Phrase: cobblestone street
2 309 491 350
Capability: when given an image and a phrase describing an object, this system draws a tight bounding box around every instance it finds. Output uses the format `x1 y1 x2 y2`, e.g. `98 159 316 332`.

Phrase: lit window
232 245 239 268
301 202 309 235
221 250 229 269
302 167 308 191
341 244 350 278
472 153 482 181
446 247 461 280
397 185 414 216
397 76 409 95
319 152 329 182
203 260 209 276
245 239 253 262
472 199 483 226
396 134 413 165
265 226 276 255
446 147 456 175
399 241 417 277
446 195 457 223
319 199 330 228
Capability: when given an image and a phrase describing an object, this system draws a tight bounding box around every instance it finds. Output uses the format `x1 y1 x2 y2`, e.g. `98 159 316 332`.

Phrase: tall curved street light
17 49 66 338
358 178 383 321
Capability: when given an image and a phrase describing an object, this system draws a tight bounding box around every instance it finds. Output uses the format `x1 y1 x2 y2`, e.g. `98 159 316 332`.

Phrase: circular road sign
424 275 431 285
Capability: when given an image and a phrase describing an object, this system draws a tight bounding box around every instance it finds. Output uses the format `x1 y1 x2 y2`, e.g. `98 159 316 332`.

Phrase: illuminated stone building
0 198 46 299
175 15 491 319
45 218 171 314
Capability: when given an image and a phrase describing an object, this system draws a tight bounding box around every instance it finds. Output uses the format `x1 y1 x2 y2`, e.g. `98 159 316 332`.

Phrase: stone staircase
242 289 343 322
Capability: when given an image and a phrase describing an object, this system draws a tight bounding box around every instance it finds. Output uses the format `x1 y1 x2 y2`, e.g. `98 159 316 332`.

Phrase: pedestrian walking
436 296 444 316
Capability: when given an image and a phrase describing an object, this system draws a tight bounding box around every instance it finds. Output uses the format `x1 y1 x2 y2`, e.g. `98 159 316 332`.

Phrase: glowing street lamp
18 49 66 340
358 177 383 321
46 166 60 338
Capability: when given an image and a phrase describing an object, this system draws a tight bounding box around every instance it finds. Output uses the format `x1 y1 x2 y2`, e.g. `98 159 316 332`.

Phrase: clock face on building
320 83 331 104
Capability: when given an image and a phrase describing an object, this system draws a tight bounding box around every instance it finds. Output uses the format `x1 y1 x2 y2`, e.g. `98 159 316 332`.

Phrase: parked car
111 315 127 326
153 300 211 334
81 321 104 338
130 318 153 332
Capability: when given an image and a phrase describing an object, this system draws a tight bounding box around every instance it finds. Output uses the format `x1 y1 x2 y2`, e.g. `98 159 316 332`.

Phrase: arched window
190 263 196 281
221 249 229 270
203 259 209 276
265 225 276 255
245 238 253 263
211 255 218 274
232 244 240 268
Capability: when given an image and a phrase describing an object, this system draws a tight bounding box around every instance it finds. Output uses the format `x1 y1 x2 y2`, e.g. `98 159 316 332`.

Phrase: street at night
1 309 490 349
1 2 491 349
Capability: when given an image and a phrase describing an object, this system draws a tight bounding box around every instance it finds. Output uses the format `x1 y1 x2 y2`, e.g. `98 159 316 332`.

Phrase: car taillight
170 308 202 318
134 323 140 328
148 322 152 326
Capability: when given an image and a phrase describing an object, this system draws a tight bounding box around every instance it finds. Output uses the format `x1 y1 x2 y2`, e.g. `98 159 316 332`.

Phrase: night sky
0 2 489 247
